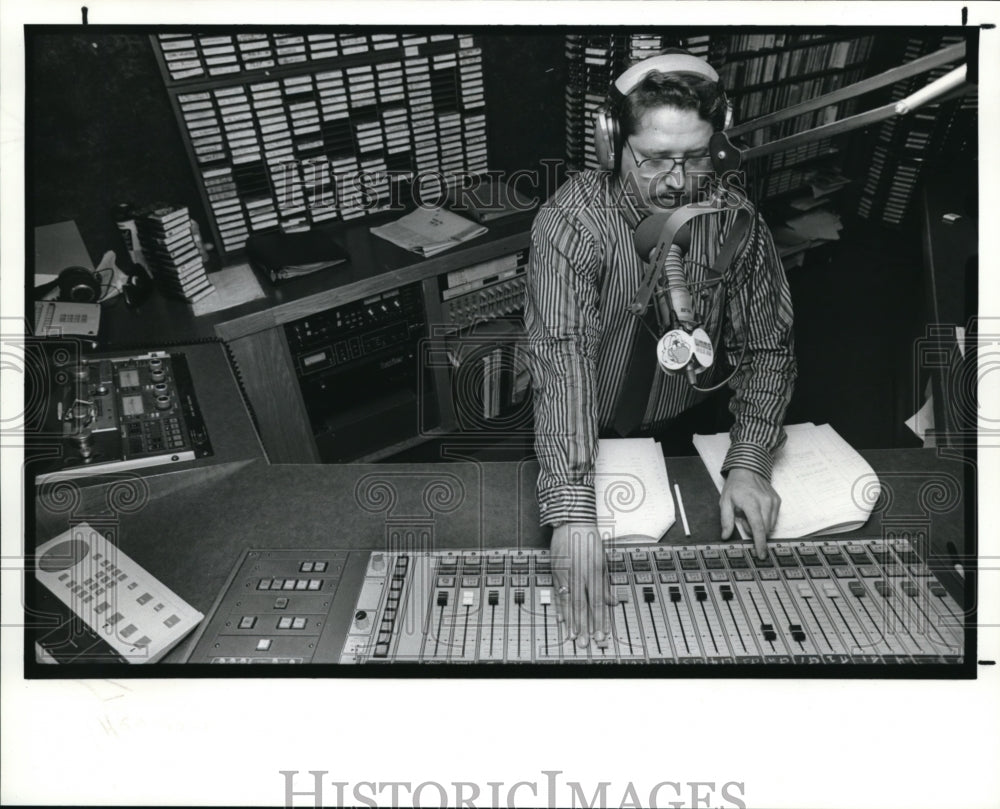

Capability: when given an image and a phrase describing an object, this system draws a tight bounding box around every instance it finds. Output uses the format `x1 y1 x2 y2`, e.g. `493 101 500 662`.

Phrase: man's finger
552 568 571 625
745 504 768 560
720 495 735 540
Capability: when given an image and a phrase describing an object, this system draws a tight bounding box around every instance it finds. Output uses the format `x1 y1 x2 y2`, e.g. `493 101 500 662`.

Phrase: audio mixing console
185 538 965 666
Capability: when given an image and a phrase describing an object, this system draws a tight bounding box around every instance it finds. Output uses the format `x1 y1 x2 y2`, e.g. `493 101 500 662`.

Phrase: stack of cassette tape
135 205 215 304
565 34 624 171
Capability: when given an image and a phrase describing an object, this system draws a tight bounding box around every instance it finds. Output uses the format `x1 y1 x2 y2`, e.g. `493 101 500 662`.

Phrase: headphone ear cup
57 267 101 303
594 106 618 171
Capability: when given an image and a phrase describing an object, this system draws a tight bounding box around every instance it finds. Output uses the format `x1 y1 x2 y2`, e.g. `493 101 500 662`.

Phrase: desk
29 447 970 666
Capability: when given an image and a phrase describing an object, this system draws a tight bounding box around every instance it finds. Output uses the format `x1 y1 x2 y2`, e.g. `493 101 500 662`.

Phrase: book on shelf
594 438 676 544
692 422 881 539
370 206 487 257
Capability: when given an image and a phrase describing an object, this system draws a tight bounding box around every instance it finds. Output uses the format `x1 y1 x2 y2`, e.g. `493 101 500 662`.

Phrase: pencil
674 483 691 537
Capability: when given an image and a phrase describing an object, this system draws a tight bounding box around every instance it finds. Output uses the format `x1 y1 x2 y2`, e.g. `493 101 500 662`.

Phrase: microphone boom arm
711 41 972 171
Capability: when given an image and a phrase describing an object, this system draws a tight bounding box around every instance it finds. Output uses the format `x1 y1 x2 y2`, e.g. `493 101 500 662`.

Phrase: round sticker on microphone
657 329 694 372
691 327 715 369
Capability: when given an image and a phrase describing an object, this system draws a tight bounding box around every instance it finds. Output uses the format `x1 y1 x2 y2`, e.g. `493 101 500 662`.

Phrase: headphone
35 266 103 303
594 52 733 171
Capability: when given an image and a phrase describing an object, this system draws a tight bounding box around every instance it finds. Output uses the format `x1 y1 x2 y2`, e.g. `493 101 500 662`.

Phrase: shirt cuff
537 483 597 526
721 442 774 481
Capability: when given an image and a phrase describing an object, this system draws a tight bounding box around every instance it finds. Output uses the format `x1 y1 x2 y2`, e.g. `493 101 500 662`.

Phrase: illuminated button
274 598 289 609
634 572 654 585
307 579 322 591
808 568 830 579
510 575 529 587
684 571 704 583
709 571 729 582
535 574 553 587
436 575 456 587
611 573 628 585
300 562 314 573
239 616 257 629
758 569 780 581
120 624 137 638
659 572 680 584
277 617 293 629
783 569 805 580
885 564 905 578
291 617 307 630
462 575 481 587
833 567 854 578
858 566 880 578
256 639 272 651
258 579 273 590
734 570 754 582
283 579 296 590
294 580 308 590
702 548 720 558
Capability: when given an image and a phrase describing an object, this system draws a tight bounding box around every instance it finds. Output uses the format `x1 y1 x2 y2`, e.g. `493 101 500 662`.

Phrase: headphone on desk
35 266 103 303
594 51 734 171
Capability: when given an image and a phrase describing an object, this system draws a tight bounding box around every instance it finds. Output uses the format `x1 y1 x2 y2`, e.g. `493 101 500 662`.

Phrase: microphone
632 211 714 385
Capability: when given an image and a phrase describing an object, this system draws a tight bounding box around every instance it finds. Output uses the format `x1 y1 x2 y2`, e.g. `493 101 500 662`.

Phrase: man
524 51 797 648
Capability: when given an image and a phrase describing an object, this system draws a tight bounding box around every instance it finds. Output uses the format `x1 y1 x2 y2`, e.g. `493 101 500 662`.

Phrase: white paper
693 423 880 538
594 438 675 542
369 206 487 257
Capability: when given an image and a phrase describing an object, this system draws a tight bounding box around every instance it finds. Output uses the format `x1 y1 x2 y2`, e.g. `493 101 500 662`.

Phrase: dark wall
27 30 569 266
28 31 207 267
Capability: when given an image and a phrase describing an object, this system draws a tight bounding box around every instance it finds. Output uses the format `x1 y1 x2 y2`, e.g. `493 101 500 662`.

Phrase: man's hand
550 522 613 648
720 468 781 560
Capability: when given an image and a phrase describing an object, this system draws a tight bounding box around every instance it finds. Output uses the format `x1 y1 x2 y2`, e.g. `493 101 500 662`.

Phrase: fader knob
155 394 171 411
354 610 370 630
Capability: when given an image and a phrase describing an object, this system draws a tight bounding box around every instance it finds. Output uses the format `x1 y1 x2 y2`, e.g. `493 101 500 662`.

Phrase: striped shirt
525 169 796 526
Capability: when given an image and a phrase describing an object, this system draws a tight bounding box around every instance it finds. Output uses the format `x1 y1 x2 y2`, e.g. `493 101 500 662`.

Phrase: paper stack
693 423 881 539
370 207 487 257
136 205 214 303
595 438 676 544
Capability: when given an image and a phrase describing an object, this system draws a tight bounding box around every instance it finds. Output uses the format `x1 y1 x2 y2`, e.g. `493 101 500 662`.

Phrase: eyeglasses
625 139 714 175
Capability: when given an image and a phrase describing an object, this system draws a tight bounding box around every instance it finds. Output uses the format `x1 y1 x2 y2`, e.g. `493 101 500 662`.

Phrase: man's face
620 105 715 215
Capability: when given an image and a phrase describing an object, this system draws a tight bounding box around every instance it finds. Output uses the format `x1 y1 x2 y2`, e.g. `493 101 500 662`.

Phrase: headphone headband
613 54 720 97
